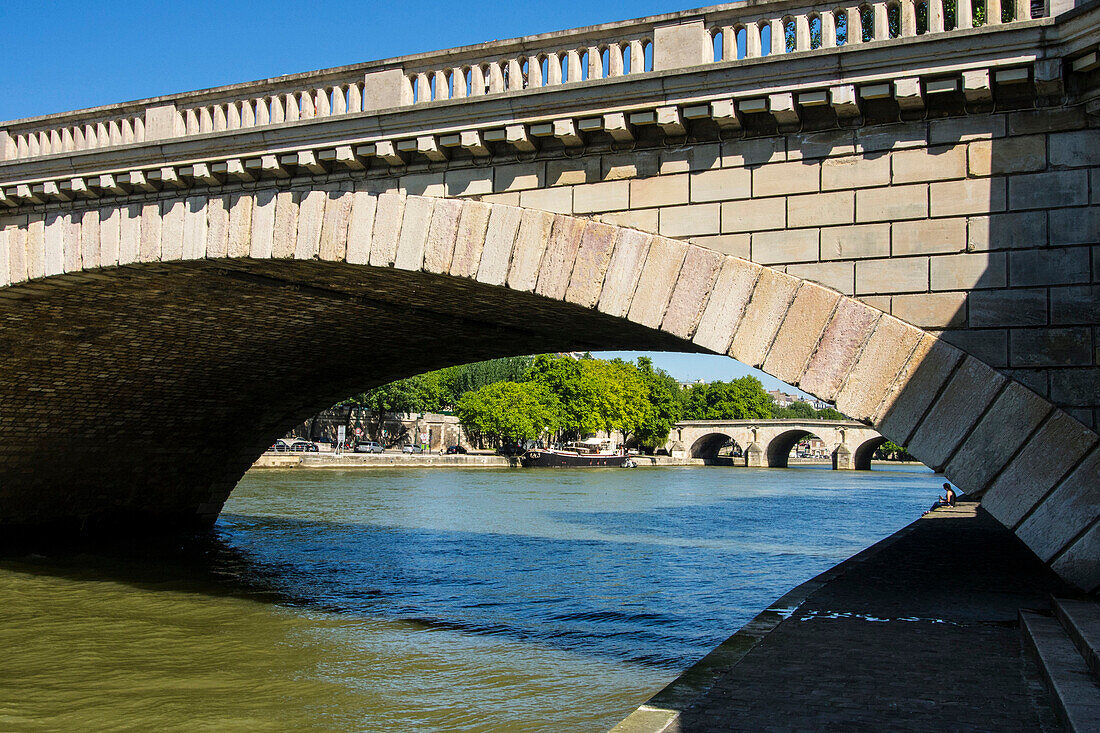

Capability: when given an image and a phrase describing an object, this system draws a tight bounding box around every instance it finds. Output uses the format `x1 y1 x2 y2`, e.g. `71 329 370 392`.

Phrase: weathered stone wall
351 108 1099 429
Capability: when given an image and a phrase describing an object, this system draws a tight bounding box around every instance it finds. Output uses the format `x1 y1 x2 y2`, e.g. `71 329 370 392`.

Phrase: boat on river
520 438 632 468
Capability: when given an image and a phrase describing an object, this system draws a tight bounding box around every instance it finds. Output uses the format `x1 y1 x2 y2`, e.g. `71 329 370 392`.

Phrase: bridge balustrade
0 0 1046 163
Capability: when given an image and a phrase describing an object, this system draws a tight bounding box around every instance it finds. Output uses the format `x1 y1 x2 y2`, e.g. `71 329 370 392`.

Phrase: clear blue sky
0 0 804 393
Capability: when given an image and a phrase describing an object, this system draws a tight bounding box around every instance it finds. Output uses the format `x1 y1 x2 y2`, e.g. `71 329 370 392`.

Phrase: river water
0 464 935 732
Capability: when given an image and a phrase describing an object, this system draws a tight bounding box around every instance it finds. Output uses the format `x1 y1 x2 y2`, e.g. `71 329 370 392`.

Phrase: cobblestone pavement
670 503 1074 732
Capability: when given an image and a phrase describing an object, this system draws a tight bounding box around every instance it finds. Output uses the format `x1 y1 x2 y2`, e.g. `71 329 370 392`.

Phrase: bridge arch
0 188 1093 588
853 436 889 472
765 429 824 468
688 432 743 461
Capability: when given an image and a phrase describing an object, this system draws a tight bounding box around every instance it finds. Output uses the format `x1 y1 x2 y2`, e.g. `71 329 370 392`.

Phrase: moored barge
520 438 631 467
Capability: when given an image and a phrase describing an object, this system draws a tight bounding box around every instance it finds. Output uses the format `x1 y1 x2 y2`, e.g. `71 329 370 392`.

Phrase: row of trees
340 353 852 451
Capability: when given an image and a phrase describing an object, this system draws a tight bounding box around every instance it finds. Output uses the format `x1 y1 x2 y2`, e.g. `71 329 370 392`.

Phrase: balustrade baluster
28 134 39 157
723 26 737 60
331 85 346 115
227 103 241 129
747 23 762 56
108 121 122 146
957 0 973 27
430 71 447 100
134 117 145 142
847 6 864 42
119 120 132 144
450 68 467 97
796 15 811 50
185 109 198 135
310 88 326 116
629 40 645 73
414 72 430 101
282 94 298 122
213 106 227 131
823 13 838 46
95 122 109 146
1015 0 1029 20
74 126 86 150
902 0 918 34
50 129 63 152
486 64 503 93
242 100 256 127
547 54 562 84
506 59 523 90
300 92 315 118
608 46 624 76
566 49 582 81
931 0 946 31
526 57 543 87
585 46 601 79
197 107 212 133
348 83 363 111
83 125 97 149
874 2 889 38
470 66 487 95
987 0 1003 23
61 128 74 152
770 18 786 53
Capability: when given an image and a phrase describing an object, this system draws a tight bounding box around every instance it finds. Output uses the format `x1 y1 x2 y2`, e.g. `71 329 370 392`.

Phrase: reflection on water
0 465 933 732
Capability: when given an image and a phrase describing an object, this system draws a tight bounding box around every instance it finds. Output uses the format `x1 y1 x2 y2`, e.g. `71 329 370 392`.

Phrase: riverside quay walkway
613 502 1086 732
0 0 1096 592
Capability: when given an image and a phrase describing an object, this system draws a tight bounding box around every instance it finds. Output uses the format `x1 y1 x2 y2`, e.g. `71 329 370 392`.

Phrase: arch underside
0 259 692 536
0 190 1094 589
689 433 743 461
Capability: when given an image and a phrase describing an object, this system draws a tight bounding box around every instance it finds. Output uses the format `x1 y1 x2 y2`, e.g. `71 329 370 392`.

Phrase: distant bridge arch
673 420 883 469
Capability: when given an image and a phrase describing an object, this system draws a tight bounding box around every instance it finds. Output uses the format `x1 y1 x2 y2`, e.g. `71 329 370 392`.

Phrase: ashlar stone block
627 237 688 328
160 199 185 262
1016 447 1100 563
138 202 162 264
944 382 1053 496
982 410 1098 528
393 196 435 271
228 193 255 259
1051 522 1099 593
721 197 785 233
294 190 327 261
729 267 801 368
117 204 141 267
874 335 964 444
565 220 618 308
891 145 967 184
422 198 464 274
368 193 406 267
597 228 652 318
661 246 723 339
762 283 842 386
693 257 761 354
476 204 524 286
800 298 881 401
659 204 720 238
690 168 751 203
43 211 66 276
820 223 890 260
507 208 555 292
786 261 854 295
753 161 819 197
79 208 101 270
449 201 492 279
99 206 121 266
892 218 966 256
630 174 688 209
834 315 924 421
318 191 353 262
250 189 278 260
856 184 928 222
905 356 1007 472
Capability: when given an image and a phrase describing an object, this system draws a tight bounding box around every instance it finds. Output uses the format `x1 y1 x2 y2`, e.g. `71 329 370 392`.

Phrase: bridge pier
744 443 765 468
832 444 854 470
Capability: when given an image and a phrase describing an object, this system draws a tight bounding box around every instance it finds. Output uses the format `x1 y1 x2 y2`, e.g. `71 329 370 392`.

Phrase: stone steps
1054 599 1100 683
1021 600 1100 732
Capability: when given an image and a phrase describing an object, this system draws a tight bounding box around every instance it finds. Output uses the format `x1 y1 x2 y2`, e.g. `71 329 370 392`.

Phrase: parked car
445 445 467 454
289 440 319 452
355 441 384 453
402 444 424 454
270 440 291 452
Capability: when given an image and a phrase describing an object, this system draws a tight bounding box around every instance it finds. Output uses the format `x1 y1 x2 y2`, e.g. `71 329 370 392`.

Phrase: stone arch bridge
670 419 885 468
0 0 1096 590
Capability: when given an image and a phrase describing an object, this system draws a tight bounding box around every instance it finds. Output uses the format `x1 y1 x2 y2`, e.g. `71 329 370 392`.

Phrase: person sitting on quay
925 483 957 514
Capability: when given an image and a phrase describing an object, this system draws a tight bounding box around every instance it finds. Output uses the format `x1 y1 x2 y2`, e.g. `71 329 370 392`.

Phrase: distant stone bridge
669 419 884 468
0 0 1096 590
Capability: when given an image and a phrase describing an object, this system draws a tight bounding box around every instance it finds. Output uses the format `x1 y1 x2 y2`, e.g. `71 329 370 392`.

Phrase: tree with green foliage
455 381 561 446
632 357 683 451
680 377 774 421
